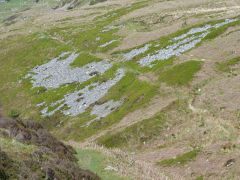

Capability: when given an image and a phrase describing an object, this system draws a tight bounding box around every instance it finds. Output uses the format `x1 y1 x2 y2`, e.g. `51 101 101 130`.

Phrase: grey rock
124 44 151 60
25 52 112 89
99 40 118 48
123 19 238 67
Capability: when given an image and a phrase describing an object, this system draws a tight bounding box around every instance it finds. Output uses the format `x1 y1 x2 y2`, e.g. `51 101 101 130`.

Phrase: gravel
25 52 112 89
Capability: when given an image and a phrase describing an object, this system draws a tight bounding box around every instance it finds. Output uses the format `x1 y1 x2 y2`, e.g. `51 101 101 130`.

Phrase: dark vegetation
0 115 100 180
7 109 20 118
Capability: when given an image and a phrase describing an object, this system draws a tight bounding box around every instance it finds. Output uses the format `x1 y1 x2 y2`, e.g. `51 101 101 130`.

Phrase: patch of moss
216 56 240 73
195 176 204 180
76 148 129 180
158 61 202 86
70 52 102 67
8 109 20 118
97 114 166 149
204 19 240 40
156 149 199 167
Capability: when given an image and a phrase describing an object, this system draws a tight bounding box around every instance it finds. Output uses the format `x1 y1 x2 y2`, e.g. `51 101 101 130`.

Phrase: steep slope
0 116 100 179
1 0 240 179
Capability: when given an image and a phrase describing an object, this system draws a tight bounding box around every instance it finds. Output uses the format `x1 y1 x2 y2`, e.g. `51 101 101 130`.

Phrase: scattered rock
46 167 55 180
24 52 125 118
104 166 118 172
89 71 99 76
124 44 151 60
123 19 238 67
224 159 235 167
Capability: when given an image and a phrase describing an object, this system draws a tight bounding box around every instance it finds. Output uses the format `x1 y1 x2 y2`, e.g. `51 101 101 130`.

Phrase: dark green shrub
8 109 20 118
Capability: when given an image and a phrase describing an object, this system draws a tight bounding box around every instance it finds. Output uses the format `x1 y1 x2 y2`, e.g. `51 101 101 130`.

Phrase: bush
8 109 20 118
67 6 73 10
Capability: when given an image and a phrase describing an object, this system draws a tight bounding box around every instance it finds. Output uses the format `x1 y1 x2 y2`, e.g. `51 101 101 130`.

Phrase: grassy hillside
1 0 240 179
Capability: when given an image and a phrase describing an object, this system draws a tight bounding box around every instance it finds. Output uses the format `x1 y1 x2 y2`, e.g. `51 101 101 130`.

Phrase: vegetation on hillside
0 116 100 179
1 0 240 179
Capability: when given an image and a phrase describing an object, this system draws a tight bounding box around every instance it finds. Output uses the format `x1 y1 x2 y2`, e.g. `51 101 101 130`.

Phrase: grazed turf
76 148 130 180
216 56 240 73
156 149 199 167
0 4 239 143
158 61 202 86
97 114 166 149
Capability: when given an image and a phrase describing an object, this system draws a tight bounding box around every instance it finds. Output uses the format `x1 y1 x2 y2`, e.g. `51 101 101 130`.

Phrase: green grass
216 56 240 73
7 109 20 118
94 1 148 22
58 72 157 141
48 22 121 53
195 176 204 180
97 99 190 149
97 114 166 149
70 52 102 67
76 148 130 180
158 61 202 86
113 18 240 67
157 149 199 167
0 0 33 22
0 1 154 129
0 33 71 123
0 30 157 140
0 135 36 160
47 1 149 54
204 19 240 41
0 0 58 22
1 3 239 145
